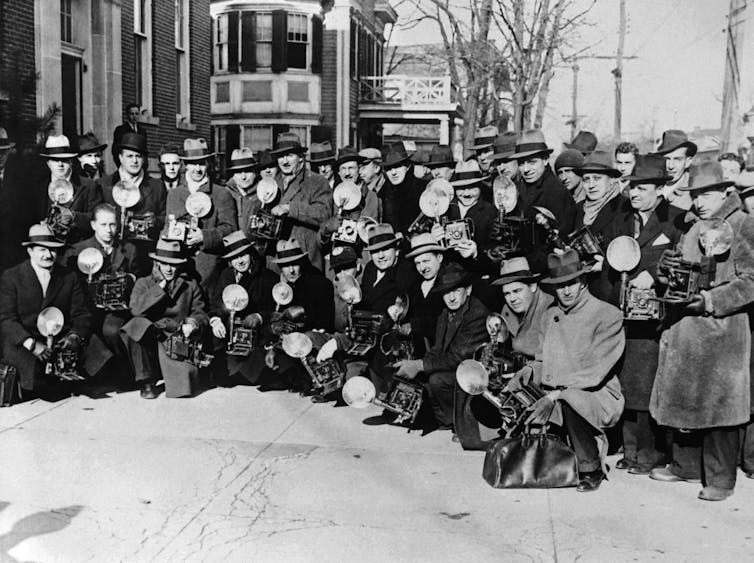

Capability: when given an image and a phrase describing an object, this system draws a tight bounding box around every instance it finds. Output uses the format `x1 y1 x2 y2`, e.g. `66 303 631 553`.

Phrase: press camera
165 333 214 368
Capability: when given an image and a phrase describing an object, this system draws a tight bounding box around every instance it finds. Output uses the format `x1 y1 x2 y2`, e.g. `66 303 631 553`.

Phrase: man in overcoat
121 239 209 399
224 148 258 236
650 161 754 501
656 129 697 211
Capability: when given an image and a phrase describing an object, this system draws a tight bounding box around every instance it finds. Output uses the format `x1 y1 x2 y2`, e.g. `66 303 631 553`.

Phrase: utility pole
612 0 626 140
721 0 747 153
563 61 583 140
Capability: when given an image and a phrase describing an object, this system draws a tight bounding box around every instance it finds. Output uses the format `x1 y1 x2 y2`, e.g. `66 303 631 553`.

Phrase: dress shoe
615 458 635 470
649 466 701 483
744 471 754 480
577 470 605 492
698 486 734 501
139 382 158 399
627 464 652 476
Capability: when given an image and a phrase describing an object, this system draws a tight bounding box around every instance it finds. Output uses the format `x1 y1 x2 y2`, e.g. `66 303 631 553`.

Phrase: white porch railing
359 75 458 106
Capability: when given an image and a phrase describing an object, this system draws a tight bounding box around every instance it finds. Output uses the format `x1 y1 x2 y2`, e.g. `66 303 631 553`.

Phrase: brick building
0 0 211 170
209 0 396 159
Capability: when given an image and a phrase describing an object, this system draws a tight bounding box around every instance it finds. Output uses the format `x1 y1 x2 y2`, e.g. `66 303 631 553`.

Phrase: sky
390 0 742 148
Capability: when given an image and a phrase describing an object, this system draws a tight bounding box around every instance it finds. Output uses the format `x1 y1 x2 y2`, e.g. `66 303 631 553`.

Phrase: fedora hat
736 169 754 198
254 150 276 171
40 135 78 159
541 249 588 285
365 223 403 252
181 138 215 161
575 150 621 178
411 147 429 165
492 256 541 286
270 132 308 156
309 141 335 164
148 238 187 264
273 239 308 265
382 143 412 170
490 132 519 162
425 145 455 169
430 262 473 294
472 125 499 150
678 160 734 192
329 245 359 271
655 129 697 157
227 147 256 171
222 230 253 259
22 223 65 248
334 145 363 168
450 159 486 188
508 129 553 161
405 232 446 258
76 132 107 155
564 131 598 156
358 147 382 164
554 149 585 172
117 132 148 155
0 127 15 150
627 154 670 185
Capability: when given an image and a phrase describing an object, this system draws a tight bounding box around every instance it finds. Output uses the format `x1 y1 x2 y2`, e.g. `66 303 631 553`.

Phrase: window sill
138 115 160 126
176 116 197 131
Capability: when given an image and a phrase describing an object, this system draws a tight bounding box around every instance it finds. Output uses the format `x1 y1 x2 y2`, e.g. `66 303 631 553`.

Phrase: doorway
61 54 82 140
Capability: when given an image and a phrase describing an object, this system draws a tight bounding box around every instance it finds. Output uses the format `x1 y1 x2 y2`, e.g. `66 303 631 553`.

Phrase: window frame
175 0 191 121
286 13 309 70
133 0 153 114
255 12 273 69
60 0 73 44
214 13 229 72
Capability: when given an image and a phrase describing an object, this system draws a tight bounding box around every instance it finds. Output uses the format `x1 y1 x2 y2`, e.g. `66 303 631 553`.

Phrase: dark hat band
453 171 483 181
229 157 256 168
369 233 399 247
224 238 251 254
184 149 212 158
474 136 496 147
277 247 305 260
514 142 550 154
154 249 184 259
501 269 535 279
43 146 75 156
28 234 63 244
550 262 582 279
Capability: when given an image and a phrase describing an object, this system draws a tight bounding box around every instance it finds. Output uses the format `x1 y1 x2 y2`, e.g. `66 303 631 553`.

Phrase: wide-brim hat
149 239 187 264
40 135 78 159
329 245 359 271
492 256 541 286
508 129 554 161
450 159 487 188
270 132 308 157
382 143 412 170
575 150 621 178
563 130 598 156
0 127 15 150
334 146 364 169
472 126 499 150
181 138 215 162
490 132 519 162
540 249 588 285
430 263 473 294
425 145 455 169
227 147 256 171
627 154 670 185
310 141 335 164
365 223 403 252
273 239 308 265
736 169 754 198
406 233 446 258
22 223 65 248
655 129 698 157
77 132 107 155
678 161 735 192
222 230 253 259
117 132 148 155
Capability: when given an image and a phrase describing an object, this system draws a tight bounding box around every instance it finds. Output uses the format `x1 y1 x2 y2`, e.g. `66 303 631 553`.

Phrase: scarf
582 182 620 226
185 171 209 193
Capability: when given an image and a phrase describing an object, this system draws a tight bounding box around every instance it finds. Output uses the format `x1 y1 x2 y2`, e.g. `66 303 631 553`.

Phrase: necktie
633 213 643 238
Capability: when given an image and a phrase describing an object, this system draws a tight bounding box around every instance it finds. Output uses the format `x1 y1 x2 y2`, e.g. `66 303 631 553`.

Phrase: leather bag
482 425 578 488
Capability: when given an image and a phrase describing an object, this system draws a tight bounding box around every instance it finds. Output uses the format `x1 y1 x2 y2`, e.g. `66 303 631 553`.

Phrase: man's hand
185 228 204 247
210 317 226 339
323 217 341 235
397 322 412 336
242 313 263 329
525 395 555 425
430 223 445 243
657 249 683 283
271 204 290 217
31 341 52 362
504 365 533 393
685 293 707 315
630 270 654 289
154 318 180 332
316 338 338 363
590 254 605 272
454 239 478 259
182 318 199 339
394 359 423 380
60 333 81 350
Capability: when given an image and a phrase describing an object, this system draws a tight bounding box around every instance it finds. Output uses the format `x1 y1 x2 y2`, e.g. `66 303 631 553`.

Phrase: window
215 81 230 103
287 13 308 69
215 126 227 158
242 81 272 102
243 126 273 153
133 0 152 111
349 19 358 78
175 0 190 119
256 13 273 68
215 13 229 71
60 0 72 43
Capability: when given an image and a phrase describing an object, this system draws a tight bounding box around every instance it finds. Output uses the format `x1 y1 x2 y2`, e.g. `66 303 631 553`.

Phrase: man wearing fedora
268 133 332 271
512 248 625 492
101 132 167 236
224 147 259 233
609 154 682 475
564 130 598 157
334 146 362 186
650 161 754 501
472 125 499 174
358 147 386 202
121 238 208 399
76 132 107 181
510 129 577 235
166 138 237 288
656 129 697 211
424 145 456 182
614 142 639 193
381 143 425 235
37 134 103 244
159 143 183 192
309 141 336 189
0 224 92 399
209 231 277 386
111 103 148 167
490 132 520 183
554 149 586 204
394 262 489 431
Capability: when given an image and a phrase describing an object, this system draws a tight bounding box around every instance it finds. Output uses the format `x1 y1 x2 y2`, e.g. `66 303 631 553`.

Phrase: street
0 383 752 562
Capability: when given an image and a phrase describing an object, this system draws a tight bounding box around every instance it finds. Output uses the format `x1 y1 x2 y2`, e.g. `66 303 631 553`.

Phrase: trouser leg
703 426 740 490
741 417 754 473
635 411 670 468
561 402 600 473
669 430 702 479
621 410 638 462
120 329 159 383
425 370 455 429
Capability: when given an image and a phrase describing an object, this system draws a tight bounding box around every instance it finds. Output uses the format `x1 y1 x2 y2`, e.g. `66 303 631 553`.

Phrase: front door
61 54 82 139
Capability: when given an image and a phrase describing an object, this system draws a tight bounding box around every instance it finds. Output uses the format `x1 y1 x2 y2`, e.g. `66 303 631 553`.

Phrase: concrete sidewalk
0 385 751 562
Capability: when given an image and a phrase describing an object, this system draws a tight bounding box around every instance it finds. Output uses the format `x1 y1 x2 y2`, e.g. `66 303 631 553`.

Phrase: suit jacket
286 268 335 332
407 279 446 350
39 174 103 242
209 257 278 325
65 236 150 279
519 166 577 235
358 260 419 316
111 123 149 163
0 261 92 389
276 167 332 271
423 295 489 373
100 171 167 228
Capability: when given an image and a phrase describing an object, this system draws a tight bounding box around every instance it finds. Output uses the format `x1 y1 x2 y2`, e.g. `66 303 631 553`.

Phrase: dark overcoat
423 296 489 374
100 171 167 230
651 193 754 428
407 280 446 352
0 261 92 390
380 173 425 236
358 259 419 316
285 267 336 333
518 166 577 235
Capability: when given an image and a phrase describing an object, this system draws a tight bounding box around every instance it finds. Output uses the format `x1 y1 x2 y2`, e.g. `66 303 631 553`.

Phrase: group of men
1 111 754 500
